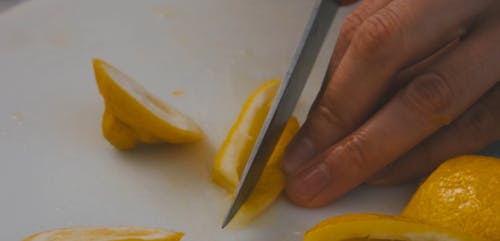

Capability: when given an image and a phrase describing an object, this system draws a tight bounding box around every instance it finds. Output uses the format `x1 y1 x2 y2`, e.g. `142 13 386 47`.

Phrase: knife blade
222 0 339 228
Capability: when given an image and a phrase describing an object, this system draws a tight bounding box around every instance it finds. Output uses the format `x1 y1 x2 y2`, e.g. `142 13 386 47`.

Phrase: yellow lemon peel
402 155 500 241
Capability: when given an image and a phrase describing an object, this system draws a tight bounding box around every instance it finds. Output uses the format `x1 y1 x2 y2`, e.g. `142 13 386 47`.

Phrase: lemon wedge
23 227 183 241
212 79 300 224
305 155 499 241
235 117 299 224
305 214 481 241
212 79 280 191
93 58 203 150
402 155 500 241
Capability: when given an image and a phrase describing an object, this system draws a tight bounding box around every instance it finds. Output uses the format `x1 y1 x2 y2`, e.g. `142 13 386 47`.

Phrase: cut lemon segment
305 214 482 241
212 79 280 191
93 58 203 150
402 155 500 241
212 79 300 224
234 117 299 224
23 227 184 241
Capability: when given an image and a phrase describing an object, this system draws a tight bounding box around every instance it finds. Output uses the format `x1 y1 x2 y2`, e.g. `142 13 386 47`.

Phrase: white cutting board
0 0 418 240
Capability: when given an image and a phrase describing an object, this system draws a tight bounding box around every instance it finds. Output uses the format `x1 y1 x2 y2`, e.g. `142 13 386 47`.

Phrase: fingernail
282 136 315 175
288 163 330 202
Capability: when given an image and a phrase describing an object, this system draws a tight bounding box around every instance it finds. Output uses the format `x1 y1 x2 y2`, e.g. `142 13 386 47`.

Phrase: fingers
282 0 392 175
391 39 461 90
281 0 492 176
367 83 500 185
285 15 500 207
312 0 393 111
328 0 393 72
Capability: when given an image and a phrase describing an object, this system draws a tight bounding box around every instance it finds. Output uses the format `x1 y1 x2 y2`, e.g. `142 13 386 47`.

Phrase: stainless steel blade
222 0 339 228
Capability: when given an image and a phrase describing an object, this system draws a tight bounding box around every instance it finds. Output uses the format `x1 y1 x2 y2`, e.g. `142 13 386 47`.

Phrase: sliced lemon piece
24 227 183 241
212 79 280 191
234 117 300 224
93 58 203 150
402 155 500 241
212 79 300 224
305 214 482 241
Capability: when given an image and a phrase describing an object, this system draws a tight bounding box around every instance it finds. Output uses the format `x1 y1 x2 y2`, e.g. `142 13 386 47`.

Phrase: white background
3 0 495 240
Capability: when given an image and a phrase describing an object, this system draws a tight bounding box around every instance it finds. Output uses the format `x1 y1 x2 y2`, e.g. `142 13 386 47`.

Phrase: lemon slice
212 79 300 224
305 214 481 241
23 227 183 241
93 58 203 150
212 79 280 191
235 117 299 224
402 155 500 241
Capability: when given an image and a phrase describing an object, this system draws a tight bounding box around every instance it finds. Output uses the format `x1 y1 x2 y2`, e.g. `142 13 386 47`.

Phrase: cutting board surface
0 1 418 240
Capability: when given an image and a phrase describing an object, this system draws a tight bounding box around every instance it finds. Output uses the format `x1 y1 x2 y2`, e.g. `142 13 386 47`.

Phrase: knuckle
352 7 403 52
340 11 365 39
315 102 354 131
334 132 370 172
399 71 455 122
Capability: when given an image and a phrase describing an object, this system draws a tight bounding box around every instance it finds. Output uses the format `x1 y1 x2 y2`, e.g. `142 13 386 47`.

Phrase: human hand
281 0 500 207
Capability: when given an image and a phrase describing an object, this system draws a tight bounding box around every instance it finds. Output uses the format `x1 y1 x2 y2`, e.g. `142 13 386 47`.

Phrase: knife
222 0 339 228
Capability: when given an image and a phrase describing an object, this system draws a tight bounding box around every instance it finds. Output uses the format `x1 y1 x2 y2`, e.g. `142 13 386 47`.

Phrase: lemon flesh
93 58 203 150
24 227 184 241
